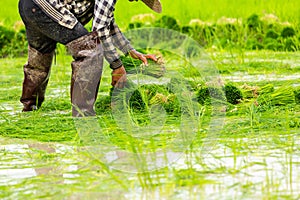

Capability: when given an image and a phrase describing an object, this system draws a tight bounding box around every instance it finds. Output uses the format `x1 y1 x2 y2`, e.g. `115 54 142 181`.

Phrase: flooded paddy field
0 51 299 199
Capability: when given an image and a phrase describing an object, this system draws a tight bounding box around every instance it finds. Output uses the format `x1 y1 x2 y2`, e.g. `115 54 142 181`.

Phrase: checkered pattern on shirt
93 0 133 69
99 22 133 69
33 0 93 29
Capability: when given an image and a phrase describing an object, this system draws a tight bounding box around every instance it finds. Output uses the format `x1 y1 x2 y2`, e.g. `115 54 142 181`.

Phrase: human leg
19 0 103 115
66 32 103 117
20 46 54 111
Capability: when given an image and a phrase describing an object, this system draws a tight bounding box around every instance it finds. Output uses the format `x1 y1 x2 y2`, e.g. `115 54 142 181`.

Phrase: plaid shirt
92 0 133 69
33 0 94 29
33 0 133 69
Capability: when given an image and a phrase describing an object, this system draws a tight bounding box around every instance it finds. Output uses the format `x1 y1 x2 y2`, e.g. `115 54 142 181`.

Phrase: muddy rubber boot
20 46 54 112
66 32 103 117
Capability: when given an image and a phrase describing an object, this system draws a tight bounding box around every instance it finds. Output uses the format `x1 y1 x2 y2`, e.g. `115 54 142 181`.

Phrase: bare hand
111 66 127 88
129 49 158 66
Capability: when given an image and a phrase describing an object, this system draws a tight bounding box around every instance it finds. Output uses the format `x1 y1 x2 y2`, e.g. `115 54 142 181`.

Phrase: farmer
18 0 162 117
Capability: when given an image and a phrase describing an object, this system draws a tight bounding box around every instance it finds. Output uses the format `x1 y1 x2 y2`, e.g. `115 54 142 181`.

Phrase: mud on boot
20 46 54 112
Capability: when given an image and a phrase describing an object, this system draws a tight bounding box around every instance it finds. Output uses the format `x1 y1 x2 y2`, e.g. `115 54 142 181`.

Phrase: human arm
92 0 158 87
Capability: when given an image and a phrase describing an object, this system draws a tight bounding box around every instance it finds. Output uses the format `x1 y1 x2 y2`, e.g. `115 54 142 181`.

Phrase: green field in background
1 0 300 28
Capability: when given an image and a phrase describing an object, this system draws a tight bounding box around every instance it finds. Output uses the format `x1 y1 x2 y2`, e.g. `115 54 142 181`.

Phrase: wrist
110 59 123 70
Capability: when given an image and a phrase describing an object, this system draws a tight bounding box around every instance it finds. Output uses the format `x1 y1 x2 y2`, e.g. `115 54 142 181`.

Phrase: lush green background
1 0 300 28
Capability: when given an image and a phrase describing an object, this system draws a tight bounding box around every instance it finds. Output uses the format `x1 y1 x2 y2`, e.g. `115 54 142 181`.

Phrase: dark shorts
18 0 89 53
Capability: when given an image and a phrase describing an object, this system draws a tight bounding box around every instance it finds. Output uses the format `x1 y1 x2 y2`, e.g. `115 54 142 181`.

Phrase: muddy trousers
20 34 103 117
19 0 102 117
20 46 54 111
66 33 103 117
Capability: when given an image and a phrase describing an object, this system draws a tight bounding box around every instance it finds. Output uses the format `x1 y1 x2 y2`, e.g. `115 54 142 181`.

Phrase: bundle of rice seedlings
240 83 274 100
154 15 180 31
257 83 274 94
294 87 300 104
120 54 165 78
257 85 295 106
224 83 243 104
197 83 243 105
196 86 225 105
127 84 180 115
240 84 259 99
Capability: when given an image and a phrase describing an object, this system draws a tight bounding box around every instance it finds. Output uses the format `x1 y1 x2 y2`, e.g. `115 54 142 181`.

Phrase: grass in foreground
0 51 300 199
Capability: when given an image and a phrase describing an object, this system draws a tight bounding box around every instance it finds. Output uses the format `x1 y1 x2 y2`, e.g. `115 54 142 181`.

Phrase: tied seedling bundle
120 53 165 78
257 85 295 106
294 87 300 104
196 83 242 105
241 83 274 99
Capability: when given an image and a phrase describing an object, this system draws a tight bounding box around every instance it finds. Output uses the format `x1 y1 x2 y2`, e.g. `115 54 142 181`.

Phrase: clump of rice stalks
154 15 180 31
120 53 165 78
240 83 274 100
196 85 225 105
266 29 280 39
0 26 14 49
224 83 243 104
149 92 180 114
257 83 274 94
127 22 143 29
263 38 283 51
294 87 300 104
240 84 259 99
281 26 296 38
284 37 298 51
128 84 180 115
196 83 242 105
257 85 295 106
246 14 262 30
0 25 27 57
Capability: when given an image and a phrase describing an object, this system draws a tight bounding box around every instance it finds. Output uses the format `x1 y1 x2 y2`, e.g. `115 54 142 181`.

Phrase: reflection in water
0 135 300 199
0 141 84 188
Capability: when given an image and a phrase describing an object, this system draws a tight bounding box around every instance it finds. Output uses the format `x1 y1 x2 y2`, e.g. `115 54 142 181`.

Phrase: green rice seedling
0 26 16 57
266 29 280 39
238 83 268 102
294 87 300 104
196 83 242 105
246 14 263 31
120 53 165 78
0 26 27 57
127 84 180 116
0 26 14 49
257 85 295 106
263 38 283 51
257 83 274 95
281 27 296 38
224 83 243 104
240 84 259 99
283 37 299 51
245 99 261 128
95 95 112 114
127 22 143 30
196 85 225 105
154 15 180 31
190 25 216 48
